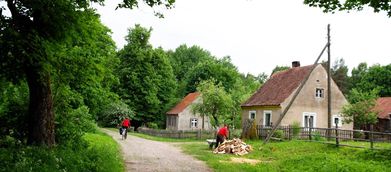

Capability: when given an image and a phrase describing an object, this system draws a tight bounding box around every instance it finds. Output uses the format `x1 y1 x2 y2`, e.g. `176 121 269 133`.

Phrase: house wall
241 106 281 126
241 64 353 130
280 64 353 130
177 97 212 130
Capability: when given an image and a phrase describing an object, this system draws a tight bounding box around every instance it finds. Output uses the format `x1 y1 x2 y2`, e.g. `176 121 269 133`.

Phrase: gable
242 65 314 107
166 92 200 115
374 97 391 119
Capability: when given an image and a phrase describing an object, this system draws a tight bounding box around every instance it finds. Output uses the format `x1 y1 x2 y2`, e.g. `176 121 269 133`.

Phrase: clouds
94 0 391 75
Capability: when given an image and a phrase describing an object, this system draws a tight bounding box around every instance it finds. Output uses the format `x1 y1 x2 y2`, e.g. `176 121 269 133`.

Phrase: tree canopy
304 0 391 17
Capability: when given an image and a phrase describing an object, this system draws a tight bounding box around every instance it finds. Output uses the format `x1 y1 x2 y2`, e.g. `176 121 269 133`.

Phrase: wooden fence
257 125 391 149
138 127 216 140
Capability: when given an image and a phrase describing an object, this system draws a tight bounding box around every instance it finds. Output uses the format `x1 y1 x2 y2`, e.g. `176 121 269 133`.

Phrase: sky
94 0 391 76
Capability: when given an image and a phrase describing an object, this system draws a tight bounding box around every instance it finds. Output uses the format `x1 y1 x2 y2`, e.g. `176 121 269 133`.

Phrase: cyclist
121 117 131 139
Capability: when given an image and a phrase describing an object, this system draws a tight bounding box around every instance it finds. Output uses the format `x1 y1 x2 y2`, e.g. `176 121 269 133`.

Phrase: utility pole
327 24 332 139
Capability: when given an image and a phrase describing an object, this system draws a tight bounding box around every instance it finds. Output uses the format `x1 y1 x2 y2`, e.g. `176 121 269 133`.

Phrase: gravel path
102 129 212 172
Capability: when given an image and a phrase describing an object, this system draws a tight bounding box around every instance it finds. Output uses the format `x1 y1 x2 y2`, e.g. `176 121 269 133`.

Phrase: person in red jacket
120 117 131 135
215 124 229 148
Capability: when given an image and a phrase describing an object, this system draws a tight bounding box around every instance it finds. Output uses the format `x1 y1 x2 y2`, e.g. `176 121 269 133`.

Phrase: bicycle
121 127 127 140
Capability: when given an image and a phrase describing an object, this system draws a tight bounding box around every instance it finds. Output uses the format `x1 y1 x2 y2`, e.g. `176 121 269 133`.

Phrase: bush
0 132 124 172
98 101 135 127
230 129 242 139
273 130 284 139
147 122 159 129
291 121 301 138
55 106 96 146
312 131 324 141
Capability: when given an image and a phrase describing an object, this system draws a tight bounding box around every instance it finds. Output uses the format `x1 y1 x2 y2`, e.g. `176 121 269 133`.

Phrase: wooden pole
327 24 332 140
263 42 329 145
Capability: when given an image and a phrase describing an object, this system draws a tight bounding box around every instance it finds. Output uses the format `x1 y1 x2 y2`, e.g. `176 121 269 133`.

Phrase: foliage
273 130 284 139
0 132 124 172
271 65 290 76
304 0 391 17
147 122 159 129
353 64 391 97
342 88 379 130
311 131 324 141
98 102 135 127
180 140 391 172
192 79 234 128
117 25 177 127
291 121 301 138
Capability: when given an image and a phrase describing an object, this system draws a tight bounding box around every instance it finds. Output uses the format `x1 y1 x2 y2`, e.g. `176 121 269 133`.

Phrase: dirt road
102 129 212 172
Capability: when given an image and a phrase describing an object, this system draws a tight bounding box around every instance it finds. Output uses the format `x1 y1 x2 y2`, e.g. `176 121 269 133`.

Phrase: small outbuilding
166 92 212 130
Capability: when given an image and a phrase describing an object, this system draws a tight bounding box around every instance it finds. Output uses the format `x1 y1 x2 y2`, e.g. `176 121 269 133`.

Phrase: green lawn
180 140 391 172
129 133 391 172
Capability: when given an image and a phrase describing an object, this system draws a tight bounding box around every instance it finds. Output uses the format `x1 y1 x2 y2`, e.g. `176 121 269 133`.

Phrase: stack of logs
213 138 253 156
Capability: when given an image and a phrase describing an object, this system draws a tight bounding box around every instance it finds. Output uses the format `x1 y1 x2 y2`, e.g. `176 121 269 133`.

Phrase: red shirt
122 119 130 127
218 126 228 138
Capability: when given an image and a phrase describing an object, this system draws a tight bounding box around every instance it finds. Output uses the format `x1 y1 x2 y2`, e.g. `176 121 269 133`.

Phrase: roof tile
241 65 315 107
167 92 200 115
374 97 391 119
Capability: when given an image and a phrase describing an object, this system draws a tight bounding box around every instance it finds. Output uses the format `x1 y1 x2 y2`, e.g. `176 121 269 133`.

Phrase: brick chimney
292 61 300 68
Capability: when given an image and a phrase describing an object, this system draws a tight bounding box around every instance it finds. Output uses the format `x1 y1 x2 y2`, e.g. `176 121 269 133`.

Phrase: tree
349 62 368 90
183 56 240 94
117 25 176 127
304 0 391 17
192 79 233 128
0 0 174 146
341 88 379 130
271 65 290 76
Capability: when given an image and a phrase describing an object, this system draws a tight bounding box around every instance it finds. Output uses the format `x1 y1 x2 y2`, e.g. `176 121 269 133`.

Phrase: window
249 111 256 120
190 118 198 128
263 111 272 127
332 115 343 127
315 88 324 98
303 112 316 128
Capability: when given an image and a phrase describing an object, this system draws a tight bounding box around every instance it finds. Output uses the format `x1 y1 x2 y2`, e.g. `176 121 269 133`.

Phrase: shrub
147 122 159 129
273 130 284 139
312 131 324 141
230 129 242 139
291 121 301 138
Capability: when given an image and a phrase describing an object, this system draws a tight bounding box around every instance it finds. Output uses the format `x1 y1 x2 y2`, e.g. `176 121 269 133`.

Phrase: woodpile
213 138 253 156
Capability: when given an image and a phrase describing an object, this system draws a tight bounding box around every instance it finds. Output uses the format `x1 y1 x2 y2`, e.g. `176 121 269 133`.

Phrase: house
241 61 353 130
373 97 391 132
166 92 212 130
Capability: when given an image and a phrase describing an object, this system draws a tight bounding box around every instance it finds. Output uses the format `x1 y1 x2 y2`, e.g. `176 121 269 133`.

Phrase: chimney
292 61 300 68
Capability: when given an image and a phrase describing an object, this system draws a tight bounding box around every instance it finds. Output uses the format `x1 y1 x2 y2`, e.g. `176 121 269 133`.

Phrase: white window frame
302 112 317 128
332 115 343 127
263 110 272 127
249 110 256 120
190 118 198 128
315 88 324 98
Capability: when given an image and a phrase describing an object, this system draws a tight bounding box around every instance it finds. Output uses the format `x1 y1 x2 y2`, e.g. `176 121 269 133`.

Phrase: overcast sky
94 0 391 76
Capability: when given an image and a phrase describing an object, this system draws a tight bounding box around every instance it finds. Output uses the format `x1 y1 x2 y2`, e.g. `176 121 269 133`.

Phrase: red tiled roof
374 97 391 119
166 92 200 115
241 64 315 107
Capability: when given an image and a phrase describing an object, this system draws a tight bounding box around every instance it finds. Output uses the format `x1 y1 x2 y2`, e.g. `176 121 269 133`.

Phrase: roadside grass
179 140 391 172
105 128 200 142
0 131 124 172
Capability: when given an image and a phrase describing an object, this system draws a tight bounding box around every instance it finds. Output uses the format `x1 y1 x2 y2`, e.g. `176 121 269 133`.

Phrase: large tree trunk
26 66 55 146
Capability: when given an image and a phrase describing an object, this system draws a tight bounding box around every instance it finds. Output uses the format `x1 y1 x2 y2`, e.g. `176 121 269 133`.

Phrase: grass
0 131 124 172
105 128 201 142
179 139 391 172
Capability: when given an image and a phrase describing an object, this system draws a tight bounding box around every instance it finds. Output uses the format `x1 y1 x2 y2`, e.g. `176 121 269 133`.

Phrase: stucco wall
241 106 281 126
280 64 352 129
241 64 353 130
177 97 212 130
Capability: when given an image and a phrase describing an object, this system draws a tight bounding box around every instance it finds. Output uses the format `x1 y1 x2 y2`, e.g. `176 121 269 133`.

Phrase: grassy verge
105 128 200 142
180 140 391 172
0 131 124 172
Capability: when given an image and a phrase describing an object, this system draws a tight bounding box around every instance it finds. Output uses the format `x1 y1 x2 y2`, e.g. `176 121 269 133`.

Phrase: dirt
102 129 212 172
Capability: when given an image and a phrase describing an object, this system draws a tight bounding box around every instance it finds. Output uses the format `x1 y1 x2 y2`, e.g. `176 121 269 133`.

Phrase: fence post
309 127 312 140
288 125 291 140
370 125 374 149
335 120 339 147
